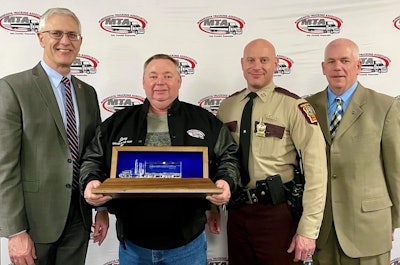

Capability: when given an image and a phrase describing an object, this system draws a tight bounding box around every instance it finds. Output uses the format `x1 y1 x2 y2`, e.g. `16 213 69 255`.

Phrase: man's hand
84 180 112 206
8 232 36 265
207 210 221 234
287 233 315 262
206 180 231 206
93 210 109 246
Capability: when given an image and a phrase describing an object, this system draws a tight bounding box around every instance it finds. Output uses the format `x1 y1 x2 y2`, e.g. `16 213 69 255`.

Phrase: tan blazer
307 83 400 257
0 63 101 243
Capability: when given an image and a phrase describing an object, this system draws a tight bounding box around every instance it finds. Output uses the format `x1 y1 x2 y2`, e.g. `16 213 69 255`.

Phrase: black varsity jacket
80 98 239 249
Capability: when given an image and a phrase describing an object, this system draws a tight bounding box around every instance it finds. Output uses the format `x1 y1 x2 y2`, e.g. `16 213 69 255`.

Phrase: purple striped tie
62 77 80 190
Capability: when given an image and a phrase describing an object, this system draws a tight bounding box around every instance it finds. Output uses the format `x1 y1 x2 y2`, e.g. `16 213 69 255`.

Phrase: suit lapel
310 90 331 145
32 64 69 146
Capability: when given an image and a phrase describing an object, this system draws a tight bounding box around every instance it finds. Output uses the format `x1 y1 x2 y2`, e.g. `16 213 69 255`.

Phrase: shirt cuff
8 230 27 238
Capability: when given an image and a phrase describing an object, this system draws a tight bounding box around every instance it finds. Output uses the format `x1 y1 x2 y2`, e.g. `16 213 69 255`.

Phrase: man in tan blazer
0 8 108 265
307 38 400 265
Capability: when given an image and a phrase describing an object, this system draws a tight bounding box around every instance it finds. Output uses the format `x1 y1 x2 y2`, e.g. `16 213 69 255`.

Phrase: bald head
322 38 361 95
243 38 276 58
241 38 278 91
324 38 359 61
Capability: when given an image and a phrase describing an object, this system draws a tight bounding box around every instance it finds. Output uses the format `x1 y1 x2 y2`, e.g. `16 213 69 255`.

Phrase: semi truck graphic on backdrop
110 20 145 34
8 17 39 32
303 20 340 34
204 19 242 34
275 63 291 74
361 58 388 73
71 58 96 74
179 61 194 75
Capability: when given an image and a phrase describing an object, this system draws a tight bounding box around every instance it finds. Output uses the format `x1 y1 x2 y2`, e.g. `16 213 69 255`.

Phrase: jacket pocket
361 197 392 212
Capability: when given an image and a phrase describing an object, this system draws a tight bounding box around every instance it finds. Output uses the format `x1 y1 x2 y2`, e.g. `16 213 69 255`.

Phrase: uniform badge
256 118 266 137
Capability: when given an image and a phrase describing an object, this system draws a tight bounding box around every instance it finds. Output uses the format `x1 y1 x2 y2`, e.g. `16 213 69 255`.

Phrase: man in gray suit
0 8 108 265
307 38 400 264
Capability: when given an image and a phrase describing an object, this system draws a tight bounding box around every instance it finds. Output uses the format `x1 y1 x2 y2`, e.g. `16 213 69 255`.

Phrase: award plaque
92 146 223 198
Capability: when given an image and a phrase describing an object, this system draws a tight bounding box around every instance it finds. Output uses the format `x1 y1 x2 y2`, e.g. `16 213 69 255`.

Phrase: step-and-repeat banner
1 0 399 264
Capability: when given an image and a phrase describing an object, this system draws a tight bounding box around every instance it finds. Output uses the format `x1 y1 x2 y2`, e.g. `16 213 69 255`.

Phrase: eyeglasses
41 30 82 41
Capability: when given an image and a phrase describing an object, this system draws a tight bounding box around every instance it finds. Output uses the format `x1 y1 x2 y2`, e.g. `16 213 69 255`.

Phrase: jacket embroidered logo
186 129 205 139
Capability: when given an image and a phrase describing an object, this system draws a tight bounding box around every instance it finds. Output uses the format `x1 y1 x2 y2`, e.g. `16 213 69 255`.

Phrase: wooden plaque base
92 178 223 198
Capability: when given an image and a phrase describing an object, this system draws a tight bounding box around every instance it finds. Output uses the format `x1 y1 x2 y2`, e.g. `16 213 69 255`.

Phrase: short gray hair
38 8 81 33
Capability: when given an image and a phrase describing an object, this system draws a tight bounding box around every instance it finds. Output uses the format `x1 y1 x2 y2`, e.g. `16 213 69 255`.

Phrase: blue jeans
119 232 207 265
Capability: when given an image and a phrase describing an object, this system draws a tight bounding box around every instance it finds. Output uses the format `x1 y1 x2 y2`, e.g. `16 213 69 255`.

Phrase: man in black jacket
80 54 240 265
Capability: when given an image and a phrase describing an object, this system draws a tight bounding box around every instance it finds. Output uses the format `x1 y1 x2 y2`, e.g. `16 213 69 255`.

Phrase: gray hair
38 8 81 33
324 38 360 61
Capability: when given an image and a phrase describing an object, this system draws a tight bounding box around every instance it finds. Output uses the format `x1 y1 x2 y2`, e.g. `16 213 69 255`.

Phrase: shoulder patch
274 87 300 99
298 102 318 125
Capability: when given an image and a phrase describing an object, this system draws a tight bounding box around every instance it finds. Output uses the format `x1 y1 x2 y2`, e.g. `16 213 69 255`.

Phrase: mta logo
359 54 390 74
295 15 342 35
99 14 147 35
198 15 245 35
101 95 144 113
0 13 40 32
105 18 130 25
204 19 231 26
302 18 329 25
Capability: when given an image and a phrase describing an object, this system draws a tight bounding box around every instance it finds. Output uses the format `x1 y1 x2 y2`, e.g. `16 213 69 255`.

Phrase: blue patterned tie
62 77 79 189
330 97 343 138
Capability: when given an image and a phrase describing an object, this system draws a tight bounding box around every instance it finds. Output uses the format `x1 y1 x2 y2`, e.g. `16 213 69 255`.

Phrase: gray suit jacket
0 63 101 243
307 83 400 257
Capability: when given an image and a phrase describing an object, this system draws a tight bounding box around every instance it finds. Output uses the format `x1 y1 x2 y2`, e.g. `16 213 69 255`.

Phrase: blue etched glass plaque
112 147 207 179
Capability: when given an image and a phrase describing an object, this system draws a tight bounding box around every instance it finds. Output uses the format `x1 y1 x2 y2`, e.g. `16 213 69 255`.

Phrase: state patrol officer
213 38 327 265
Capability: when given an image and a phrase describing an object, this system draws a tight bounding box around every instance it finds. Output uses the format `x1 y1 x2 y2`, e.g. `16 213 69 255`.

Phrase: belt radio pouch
266 174 286 205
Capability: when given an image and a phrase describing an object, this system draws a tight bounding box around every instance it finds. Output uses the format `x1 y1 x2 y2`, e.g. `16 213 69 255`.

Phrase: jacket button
67 159 72 163
65 184 72 189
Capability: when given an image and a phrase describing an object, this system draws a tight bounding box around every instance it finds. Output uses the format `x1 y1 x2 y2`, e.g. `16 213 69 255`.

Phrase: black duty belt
228 174 287 208
234 187 272 205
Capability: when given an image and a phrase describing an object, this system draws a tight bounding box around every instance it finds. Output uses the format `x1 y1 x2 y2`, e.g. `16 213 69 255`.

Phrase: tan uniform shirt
217 83 327 239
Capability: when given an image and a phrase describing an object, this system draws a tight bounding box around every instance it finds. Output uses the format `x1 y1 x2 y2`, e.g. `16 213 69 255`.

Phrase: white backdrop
1 0 399 264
